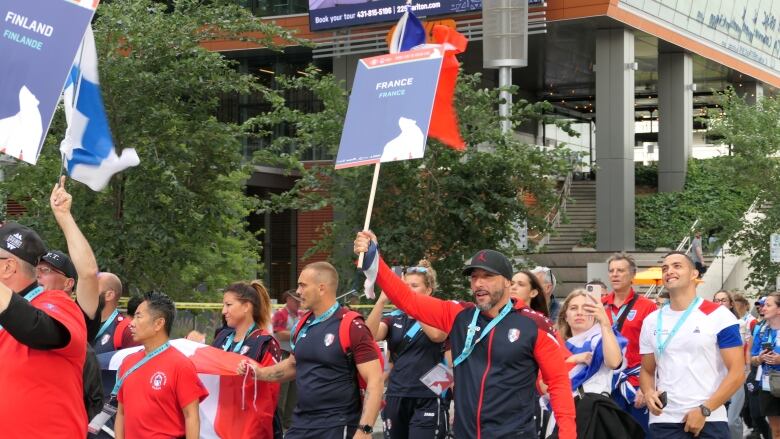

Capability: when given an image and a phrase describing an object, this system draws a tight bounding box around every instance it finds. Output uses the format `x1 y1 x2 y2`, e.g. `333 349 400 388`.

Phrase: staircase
544 180 596 252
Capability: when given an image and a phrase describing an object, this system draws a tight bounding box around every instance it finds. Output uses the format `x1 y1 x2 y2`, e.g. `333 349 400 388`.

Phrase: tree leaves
1 0 297 299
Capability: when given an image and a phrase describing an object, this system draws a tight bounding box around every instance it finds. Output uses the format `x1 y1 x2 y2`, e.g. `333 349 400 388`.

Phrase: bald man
240 262 384 439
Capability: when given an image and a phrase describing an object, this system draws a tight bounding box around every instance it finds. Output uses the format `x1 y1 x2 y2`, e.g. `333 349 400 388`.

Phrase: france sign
335 47 443 169
0 0 97 164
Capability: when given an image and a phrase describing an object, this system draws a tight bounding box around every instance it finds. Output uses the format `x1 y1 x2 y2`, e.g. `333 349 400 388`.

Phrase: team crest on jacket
100 334 111 345
150 372 167 390
508 328 520 343
240 345 251 355
627 310 637 321
324 333 335 347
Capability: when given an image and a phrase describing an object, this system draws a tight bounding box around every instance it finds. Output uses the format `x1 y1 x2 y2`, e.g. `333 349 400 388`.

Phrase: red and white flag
101 338 274 439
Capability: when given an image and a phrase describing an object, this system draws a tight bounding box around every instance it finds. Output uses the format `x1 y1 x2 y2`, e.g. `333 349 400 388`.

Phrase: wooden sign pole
357 162 381 267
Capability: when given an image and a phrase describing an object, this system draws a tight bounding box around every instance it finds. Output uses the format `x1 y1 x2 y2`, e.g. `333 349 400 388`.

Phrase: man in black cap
0 221 88 438
353 231 576 439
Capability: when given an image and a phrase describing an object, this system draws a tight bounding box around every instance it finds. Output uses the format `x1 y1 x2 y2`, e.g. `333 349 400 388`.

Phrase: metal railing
533 170 573 248
645 217 700 297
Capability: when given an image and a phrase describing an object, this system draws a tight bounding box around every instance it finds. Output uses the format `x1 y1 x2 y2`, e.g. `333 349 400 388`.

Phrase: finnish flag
61 26 139 191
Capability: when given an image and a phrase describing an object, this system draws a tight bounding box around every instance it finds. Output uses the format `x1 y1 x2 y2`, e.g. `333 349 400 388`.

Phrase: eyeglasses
405 266 428 274
714 298 730 303
36 266 66 276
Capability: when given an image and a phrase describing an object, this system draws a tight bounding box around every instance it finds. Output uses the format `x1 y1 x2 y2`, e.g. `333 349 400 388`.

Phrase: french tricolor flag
387 3 467 151
99 338 276 439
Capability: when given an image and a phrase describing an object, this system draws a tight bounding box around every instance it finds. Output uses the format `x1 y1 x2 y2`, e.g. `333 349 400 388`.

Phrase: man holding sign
354 231 576 439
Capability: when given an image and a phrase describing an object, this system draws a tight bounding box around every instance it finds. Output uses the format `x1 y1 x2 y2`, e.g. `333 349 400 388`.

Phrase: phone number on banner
357 2 441 19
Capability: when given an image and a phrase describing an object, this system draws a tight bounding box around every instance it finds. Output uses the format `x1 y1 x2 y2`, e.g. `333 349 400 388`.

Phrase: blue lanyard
291 302 339 351
405 321 422 340
112 342 170 396
222 323 257 353
0 287 45 332
95 309 120 341
656 297 702 357
453 300 514 367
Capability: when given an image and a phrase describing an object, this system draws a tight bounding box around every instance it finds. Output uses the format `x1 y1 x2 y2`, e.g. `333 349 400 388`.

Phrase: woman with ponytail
212 280 283 439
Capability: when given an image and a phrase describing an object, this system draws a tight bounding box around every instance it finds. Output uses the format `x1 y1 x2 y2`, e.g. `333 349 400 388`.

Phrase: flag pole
357 162 381 267
59 26 89 184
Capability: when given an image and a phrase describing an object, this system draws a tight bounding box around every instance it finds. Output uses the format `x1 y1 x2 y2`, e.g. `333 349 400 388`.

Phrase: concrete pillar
595 28 635 251
737 80 763 105
333 54 362 90
657 48 692 192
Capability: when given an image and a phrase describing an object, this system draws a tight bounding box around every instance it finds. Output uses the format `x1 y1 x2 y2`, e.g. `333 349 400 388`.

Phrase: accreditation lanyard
291 302 339 351
95 309 120 341
0 286 45 333
111 342 170 397
405 321 422 341
655 297 702 357
453 301 514 367
222 323 257 353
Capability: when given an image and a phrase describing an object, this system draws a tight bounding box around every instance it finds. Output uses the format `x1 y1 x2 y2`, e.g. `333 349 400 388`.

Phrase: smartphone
763 342 774 351
658 391 667 409
585 284 602 301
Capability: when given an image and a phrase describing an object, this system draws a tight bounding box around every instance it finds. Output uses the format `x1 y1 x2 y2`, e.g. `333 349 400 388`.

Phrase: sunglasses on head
404 266 428 274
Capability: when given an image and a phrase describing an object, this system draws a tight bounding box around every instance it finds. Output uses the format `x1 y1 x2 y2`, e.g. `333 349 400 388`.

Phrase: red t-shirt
602 289 657 386
117 346 209 439
0 290 87 438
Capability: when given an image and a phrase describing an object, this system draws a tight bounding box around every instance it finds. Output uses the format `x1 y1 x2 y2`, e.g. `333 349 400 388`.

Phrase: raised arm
365 292 390 340
50 176 100 319
584 296 623 369
355 231 462 333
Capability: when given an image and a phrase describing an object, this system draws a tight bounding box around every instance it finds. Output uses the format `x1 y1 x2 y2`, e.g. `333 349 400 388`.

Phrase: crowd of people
0 179 778 439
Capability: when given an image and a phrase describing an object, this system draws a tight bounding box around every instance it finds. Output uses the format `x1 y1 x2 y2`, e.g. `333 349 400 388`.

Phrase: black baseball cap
41 250 78 281
462 249 513 280
0 222 47 266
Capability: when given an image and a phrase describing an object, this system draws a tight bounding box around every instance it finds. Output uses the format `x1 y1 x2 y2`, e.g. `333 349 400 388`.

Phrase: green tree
706 89 780 290
0 0 295 300
252 69 576 298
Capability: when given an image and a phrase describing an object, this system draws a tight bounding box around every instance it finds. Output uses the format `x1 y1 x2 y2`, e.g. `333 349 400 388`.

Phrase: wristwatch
358 424 373 434
699 404 712 417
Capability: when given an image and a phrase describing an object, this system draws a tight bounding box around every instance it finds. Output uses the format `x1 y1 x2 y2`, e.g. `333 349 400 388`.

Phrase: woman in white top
558 288 625 395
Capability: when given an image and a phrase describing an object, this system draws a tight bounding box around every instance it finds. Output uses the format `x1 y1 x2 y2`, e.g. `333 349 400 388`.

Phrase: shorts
284 425 356 439
760 390 780 416
649 421 728 439
382 396 448 439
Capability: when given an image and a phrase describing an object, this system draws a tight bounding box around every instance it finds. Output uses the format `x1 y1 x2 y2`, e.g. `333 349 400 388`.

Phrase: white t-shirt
639 298 741 424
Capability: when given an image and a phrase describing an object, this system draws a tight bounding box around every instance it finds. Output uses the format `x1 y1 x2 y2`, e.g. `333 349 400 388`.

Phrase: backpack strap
615 294 640 332
338 311 385 393
339 310 362 354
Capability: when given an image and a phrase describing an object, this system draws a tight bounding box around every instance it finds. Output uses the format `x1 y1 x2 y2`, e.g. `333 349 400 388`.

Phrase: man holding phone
639 251 745 438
